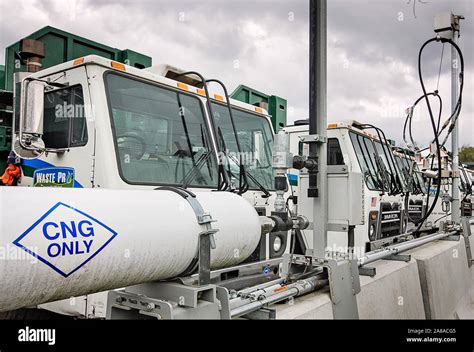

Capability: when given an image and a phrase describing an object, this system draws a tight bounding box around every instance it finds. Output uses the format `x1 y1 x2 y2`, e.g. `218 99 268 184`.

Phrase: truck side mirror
14 78 46 159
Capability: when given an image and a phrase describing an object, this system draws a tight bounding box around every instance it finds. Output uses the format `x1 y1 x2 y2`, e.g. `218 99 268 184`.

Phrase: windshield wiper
359 123 405 195
373 151 391 194
226 152 271 198
181 150 212 188
217 127 249 194
199 124 214 182
403 153 423 195
355 135 382 192
359 136 386 193
376 145 403 195
402 166 416 194
460 168 472 196
397 150 419 194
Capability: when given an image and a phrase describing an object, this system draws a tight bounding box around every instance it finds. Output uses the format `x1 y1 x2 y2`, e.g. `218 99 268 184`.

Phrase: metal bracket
324 259 360 319
242 307 276 320
107 282 223 319
299 134 327 144
107 290 173 319
198 229 218 286
156 186 219 283
327 221 349 233
281 254 360 318
460 217 473 268
327 165 349 175
384 254 411 262
440 234 461 242
216 286 231 320
125 282 216 308
358 266 376 277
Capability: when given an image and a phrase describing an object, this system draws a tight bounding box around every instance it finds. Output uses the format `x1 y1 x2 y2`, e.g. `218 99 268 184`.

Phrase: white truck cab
16 56 274 198
284 121 423 255
418 151 473 225
392 148 427 232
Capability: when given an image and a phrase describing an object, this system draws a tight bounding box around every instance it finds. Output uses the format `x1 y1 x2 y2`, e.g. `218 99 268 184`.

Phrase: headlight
273 236 282 252
369 224 376 241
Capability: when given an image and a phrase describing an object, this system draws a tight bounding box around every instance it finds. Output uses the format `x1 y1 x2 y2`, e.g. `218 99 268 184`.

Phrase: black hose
412 38 444 230
430 39 464 147
410 37 464 232
403 92 443 149
403 92 442 224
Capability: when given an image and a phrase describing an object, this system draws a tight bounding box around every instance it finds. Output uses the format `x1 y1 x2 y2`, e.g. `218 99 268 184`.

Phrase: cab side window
297 137 345 166
43 85 88 149
327 138 344 165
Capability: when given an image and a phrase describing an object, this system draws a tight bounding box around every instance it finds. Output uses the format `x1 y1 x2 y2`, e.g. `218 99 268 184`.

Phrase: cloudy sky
0 0 472 147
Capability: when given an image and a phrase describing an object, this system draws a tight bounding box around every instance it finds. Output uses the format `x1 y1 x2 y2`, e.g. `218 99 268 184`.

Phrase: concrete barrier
470 233 474 278
407 237 473 319
357 259 425 319
277 231 474 320
468 234 474 318
276 259 425 319
471 233 474 278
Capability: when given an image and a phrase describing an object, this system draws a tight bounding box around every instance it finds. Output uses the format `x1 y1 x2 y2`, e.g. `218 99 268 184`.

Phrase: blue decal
22 159 83 188
288 173 298 186
13 202 118 277
263 266 271 275
427 187 438 196
33 167 75 188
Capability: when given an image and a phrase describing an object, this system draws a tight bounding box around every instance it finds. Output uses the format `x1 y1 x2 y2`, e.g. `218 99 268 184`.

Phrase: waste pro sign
13 202 118 277
33 167 75 188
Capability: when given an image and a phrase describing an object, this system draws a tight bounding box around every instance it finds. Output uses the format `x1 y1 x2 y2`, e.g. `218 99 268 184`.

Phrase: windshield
374 141 406 193
211 103 274 190
350 131 408 194
460 167 472 193
105 72 218 187
395 155 426 194
350 131 384 191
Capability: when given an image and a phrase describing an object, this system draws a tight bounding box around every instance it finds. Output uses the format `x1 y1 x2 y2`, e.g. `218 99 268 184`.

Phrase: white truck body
11 55 284 317
284 123 426 255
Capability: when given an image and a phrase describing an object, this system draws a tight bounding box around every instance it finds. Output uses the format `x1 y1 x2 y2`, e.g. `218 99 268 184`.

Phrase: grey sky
0 0 472 148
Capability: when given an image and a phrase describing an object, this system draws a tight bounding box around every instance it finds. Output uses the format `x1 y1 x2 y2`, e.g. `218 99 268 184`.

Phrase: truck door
20 67 95 188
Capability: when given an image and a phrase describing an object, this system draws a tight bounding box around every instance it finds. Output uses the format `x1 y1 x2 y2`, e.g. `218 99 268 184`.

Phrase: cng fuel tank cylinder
0 187 261 312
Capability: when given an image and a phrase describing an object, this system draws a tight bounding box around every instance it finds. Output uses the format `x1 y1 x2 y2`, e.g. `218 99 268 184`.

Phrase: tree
459 145 474 164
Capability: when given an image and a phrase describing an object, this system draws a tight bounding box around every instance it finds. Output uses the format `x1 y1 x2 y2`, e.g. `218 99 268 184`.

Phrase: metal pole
309 0 328 258
451 16 461 223
358 230 457 267
230 276 328 318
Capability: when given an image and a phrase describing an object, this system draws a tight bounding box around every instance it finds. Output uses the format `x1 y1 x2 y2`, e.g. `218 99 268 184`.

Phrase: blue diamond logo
13 202 118 277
